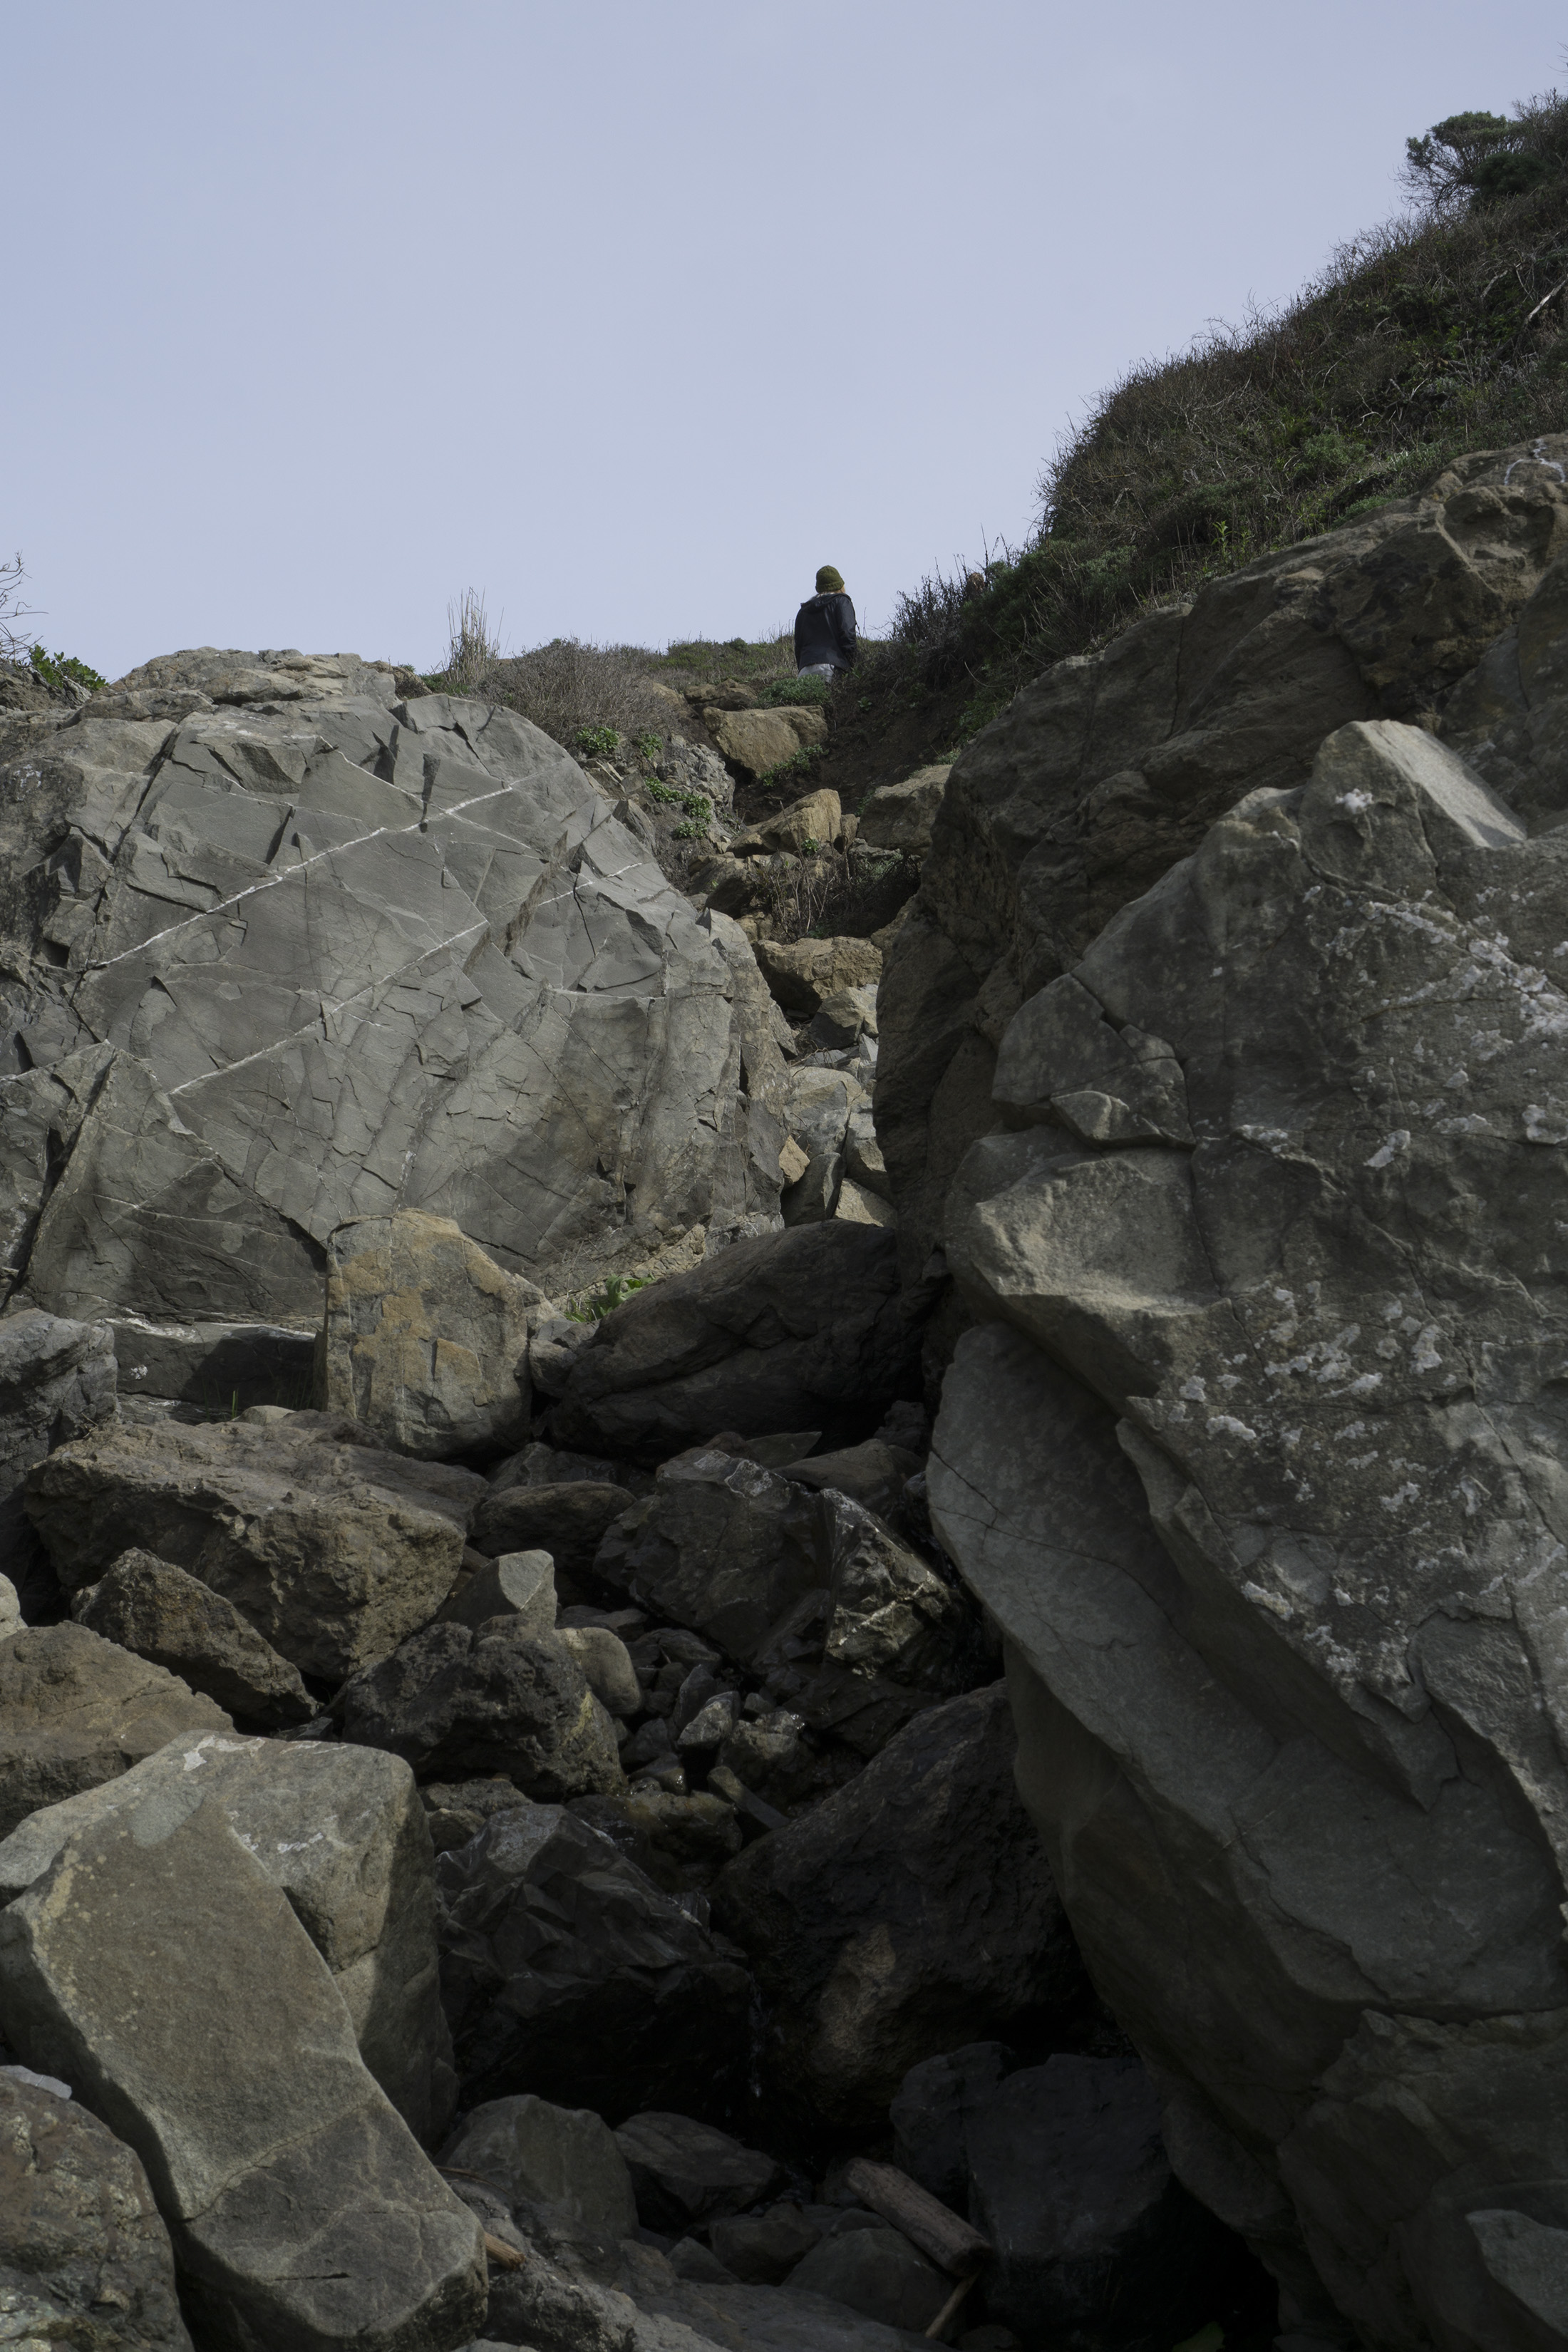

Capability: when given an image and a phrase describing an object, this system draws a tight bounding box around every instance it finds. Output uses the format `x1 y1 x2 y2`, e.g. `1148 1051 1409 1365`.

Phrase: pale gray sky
8 3 1564 678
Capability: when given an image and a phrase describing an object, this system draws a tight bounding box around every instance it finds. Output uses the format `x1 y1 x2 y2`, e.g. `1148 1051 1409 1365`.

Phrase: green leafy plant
758 744 825 789
632 731 663 762
31 646 107 695
574 724 619 759
673 817 710 840
645 778 684 804
760 674 832 708
565 1272 649 1322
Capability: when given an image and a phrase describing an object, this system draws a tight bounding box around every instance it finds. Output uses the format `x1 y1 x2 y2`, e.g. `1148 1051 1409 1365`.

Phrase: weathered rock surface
550 1223 927 1461
785 2225 949 2335
25 1410 483 1679
0 1778 485 2351
612 2110 780 2232
707 706 827 778
817 1487 983 1691
441 2093 638 2237
728 785 841 855
889 2040 1016 2207
780 1066 866 1224
470 1476 630 1572
0 654 783 1333
436 1544 557 1637
880 438 1568 1281
0 1731 458 2141
0 1623 230 1841
73 1549 317 1727
0 1307 116 1617
339 1619 624 1800
0 2071 194 2352
715 1684 1083 2125
753 934 882 1018
925 697 1568 2344
316 1209 540 1460
435 1801 751 2120
108 1312 314 1410
858 765 949 857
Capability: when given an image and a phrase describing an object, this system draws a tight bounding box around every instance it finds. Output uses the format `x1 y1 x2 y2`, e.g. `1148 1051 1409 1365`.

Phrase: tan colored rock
0 1623 231 1841
834 1177 897 1229
753 934 882 1016
731 788 841 857
708 706 826 777
694 680 760 713
778 1136 811 1187
24 1413 484 1681
316 1209 542 1460
860 764 950 854
73 1549 317 1729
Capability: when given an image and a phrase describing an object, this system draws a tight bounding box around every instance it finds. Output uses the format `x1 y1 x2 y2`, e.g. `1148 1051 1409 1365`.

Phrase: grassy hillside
820 88 1568 803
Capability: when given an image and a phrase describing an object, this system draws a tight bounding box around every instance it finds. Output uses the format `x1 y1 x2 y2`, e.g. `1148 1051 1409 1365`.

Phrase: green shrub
632 731 663 762
645 778 684 805
758 744 824 789
31 646 106 695
760 674 832 708
575 724 619 759
565 1272 649 1322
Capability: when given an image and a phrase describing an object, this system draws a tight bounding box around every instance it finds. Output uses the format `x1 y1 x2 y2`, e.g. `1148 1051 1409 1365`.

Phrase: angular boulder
858 765 949 856
316 1209 540 1460
817 1488 984 1691
708 706 827 778
927 713 1568 2345
0 1623 230 1841
441 2093 638 2237
890 2040 1016 2207
595 1448 822 1665
0 661 783 1331
0 1783 486 2351
612 2109 780 2232
24 1410 483 1680
753 932 882 1017
469 1477 630 1573
549 1222 928 1462
73 1549 316 1728
435 1801 751 2120
339 1619 624 1800
0 2070 194 2352
785 2227 949 2335
714 1684 1083 2126
0 1731 458 2142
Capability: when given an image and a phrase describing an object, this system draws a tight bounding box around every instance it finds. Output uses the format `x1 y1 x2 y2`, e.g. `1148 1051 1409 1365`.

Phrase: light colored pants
797 663 837 683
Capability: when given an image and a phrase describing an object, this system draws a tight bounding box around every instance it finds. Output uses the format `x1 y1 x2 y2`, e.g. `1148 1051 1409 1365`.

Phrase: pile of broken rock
0 1188 1228 2351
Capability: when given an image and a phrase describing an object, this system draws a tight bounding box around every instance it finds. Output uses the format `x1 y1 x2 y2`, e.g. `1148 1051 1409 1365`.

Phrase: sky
6 3 1564 679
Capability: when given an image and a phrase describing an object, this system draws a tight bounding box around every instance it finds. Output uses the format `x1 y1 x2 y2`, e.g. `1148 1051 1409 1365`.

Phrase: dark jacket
794 591 857 672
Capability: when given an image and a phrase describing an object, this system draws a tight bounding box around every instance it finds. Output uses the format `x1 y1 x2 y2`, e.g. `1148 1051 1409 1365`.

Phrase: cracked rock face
0 653 781 1330
927 714 1568 2348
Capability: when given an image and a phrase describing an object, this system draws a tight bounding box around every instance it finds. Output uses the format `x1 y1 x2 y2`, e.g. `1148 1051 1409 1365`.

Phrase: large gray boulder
595 1448 823 1666
0 1622 230 1841
24 1410 483 1680
879 438 1568 1283
0 1731 457 2141
440 2093 637 2238
435 1800 751 2120
927 712 1568 2346
547 1223 929 1462
0 1773 485 2351
0 2071 194 2352
713 1683 1083 2127
0 1306 116 1617
0 655 783 1331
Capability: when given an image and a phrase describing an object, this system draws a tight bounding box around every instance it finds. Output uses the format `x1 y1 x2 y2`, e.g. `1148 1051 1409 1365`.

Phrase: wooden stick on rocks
842 2157 992 2278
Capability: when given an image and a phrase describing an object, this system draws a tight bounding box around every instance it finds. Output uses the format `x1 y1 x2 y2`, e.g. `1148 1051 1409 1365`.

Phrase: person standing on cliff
794 565 857 683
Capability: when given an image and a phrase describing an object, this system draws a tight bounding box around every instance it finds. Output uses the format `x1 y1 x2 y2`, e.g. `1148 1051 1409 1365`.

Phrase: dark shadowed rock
0 1307 116 1621
0 1623 230 1840
0 2071 194 2352
470 1479 631 1574
548 1224 929 1463
594 1448 822 1664
24 1410 483 1679
786 2226 949 2335
441 2093 637 2237
714 1684 1083 2126
890 2041 1016 2207
72 1549 316 1728
339 1619 623 1800
966 2056 1207 2341
613 2110 780 2233
435 1802 751 2122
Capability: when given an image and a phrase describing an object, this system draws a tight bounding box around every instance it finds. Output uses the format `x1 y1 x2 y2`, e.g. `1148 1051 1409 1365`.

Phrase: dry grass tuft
430 590 669 751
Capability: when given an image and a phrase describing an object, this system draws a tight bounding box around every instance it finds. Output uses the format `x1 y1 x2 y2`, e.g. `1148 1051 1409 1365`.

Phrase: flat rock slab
109 1315 314 1410
0 1779 485 2351
0 1731 455 2142
0 664 781 1326
0 1621 230 1841
0 2070 194 2352
24 1409 484 1679
613 2109 780 2232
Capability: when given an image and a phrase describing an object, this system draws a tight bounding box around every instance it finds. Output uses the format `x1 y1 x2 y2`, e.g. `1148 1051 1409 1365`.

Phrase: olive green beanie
816 565 845 594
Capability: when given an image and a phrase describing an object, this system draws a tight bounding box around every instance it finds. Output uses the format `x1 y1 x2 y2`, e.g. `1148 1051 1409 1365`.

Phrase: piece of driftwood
926 2272 977 2339
842 2157 992 2277
482 2230 527 2271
